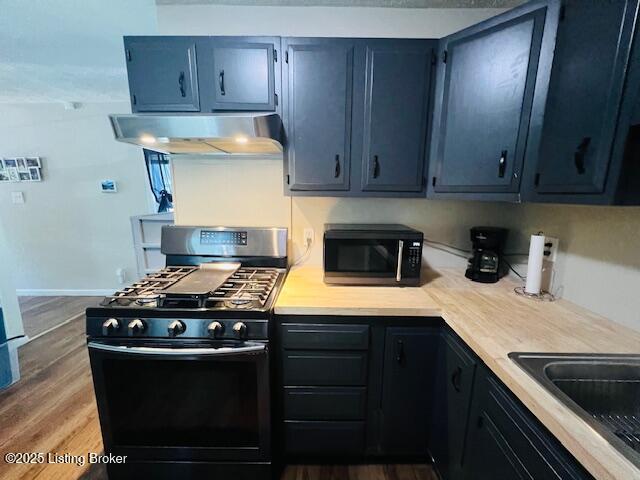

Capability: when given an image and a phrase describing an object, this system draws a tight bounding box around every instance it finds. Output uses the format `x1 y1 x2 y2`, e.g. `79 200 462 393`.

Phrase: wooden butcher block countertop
275 265 640 480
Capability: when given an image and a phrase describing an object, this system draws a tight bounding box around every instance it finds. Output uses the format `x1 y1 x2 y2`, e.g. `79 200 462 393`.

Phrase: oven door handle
396 240 404 282
87 341 266 356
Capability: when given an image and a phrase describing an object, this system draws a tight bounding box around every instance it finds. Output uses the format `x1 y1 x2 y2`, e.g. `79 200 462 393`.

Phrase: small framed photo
3 158 17 168
7 168 19 182
0 170 8 182
18 172 31 181
25 157 41 168
16 157 27 172
28 167 41 181
100 179 118 193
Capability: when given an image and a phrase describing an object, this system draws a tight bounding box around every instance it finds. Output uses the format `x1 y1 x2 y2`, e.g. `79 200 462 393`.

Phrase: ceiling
156 0 522 7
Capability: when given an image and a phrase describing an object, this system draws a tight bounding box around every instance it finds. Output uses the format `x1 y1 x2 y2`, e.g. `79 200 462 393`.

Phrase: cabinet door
361 42 432 192
125 37 200 112
429 332 477 480
283 39 354 191
206 38 277 111
464 367 592 480
379 327 439 455
429 2 557 195
528 0 638 195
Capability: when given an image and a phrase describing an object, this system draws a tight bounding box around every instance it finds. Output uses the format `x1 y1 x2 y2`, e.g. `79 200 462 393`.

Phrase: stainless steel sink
509 353 640 468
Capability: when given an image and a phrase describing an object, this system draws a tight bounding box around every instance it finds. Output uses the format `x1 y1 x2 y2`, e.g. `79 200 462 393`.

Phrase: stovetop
96 265 286 313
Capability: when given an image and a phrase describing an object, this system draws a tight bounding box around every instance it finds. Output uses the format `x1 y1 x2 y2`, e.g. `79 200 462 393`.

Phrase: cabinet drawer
284 421 365 456
281 323 369 350
284 387 367 420
283 351 368 386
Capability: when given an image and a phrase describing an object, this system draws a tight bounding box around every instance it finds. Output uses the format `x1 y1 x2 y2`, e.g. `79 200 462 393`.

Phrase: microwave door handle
88 341 265 356
396 240 404 282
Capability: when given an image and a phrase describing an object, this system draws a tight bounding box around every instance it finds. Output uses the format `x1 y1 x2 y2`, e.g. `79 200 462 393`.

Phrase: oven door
88 339 270 462
324 237 403 284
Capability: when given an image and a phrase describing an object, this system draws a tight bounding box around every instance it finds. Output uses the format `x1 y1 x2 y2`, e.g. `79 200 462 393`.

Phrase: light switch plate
11 191 24 204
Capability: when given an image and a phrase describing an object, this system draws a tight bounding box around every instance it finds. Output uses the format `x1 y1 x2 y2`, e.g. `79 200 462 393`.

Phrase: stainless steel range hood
109 113 283 156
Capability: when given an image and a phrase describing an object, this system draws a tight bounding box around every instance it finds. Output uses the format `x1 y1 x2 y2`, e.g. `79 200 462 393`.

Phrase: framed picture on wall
7 167 19 182
3 158 17 168
28 167 41 181
0 170 8 182
25 157 41 168
18 172 31 181
16 157 27 172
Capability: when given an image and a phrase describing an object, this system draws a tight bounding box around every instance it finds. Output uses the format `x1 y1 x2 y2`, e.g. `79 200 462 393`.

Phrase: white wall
158 4 507 37
0 102 151 293
162 4 640 332
0 0 158 295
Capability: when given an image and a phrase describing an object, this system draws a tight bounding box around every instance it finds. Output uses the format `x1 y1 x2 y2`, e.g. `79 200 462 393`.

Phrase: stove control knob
128 319 146 336
167 320 186 337
232 322 247 339
207 321 224 338
102 318 120 336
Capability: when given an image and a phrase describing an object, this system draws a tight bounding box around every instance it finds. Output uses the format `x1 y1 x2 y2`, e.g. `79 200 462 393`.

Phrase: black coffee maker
465 227 508 283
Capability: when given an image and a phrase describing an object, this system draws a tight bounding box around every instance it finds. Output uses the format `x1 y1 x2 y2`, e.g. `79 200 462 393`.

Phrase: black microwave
323 224 423 286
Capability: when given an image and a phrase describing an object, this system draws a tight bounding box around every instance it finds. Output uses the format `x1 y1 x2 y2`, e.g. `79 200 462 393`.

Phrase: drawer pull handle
219 69 226 96
451 366 462 392
178 71 186 97
574 136 591 175
498 149 507 178
395 339 404 364
334 154 341 178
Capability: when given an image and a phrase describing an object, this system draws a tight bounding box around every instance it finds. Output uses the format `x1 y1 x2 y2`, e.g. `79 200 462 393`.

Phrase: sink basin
510 353 640 468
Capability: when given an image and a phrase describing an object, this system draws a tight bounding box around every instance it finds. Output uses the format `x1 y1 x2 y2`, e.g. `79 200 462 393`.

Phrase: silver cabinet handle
396 240 404 282
88 341 265 356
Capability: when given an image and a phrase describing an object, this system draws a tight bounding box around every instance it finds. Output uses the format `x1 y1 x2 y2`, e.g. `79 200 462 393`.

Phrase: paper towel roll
525 233 545 295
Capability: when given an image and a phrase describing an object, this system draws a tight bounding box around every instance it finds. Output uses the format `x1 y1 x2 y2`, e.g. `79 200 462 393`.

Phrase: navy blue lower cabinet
429 331 478 480
378 327 440 456
463 365 593 480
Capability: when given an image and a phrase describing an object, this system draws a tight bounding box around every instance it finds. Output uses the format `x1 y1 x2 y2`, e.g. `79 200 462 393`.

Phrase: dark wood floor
18 296 101 339
3 297 437 480
0 303 102 480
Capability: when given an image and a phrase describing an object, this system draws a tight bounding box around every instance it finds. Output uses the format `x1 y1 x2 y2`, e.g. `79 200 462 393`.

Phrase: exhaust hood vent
109 113 283 156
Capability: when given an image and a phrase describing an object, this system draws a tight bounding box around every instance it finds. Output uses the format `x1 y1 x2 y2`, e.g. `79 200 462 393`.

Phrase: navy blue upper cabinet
361 41 432 193
523 0 640 204
282 38 354 191
124 37 200 113
199 37 279 112
283 38 435 196
428 1 561 201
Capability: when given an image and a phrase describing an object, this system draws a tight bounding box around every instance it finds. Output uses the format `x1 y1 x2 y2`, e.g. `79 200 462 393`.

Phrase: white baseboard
16 289 114 297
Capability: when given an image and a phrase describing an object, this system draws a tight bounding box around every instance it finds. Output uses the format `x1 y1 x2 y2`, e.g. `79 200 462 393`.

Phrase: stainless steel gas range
85 226 287 480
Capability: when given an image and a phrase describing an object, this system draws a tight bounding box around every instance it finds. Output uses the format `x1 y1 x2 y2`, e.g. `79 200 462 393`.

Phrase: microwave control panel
407 241 422 273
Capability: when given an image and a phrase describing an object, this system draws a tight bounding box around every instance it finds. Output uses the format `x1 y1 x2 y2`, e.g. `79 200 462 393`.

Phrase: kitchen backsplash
173 157 640 332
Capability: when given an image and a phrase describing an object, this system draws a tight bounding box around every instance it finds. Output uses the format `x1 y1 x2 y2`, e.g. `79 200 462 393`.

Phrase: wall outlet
544 236 559 263
11 191 24 204
303 228 314 247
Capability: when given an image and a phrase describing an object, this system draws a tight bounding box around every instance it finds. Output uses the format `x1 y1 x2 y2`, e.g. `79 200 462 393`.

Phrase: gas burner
99 265 284 311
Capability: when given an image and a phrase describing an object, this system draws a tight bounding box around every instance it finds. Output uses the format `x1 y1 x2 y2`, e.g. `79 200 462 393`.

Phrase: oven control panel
88 317 268 340
200 230 248 246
